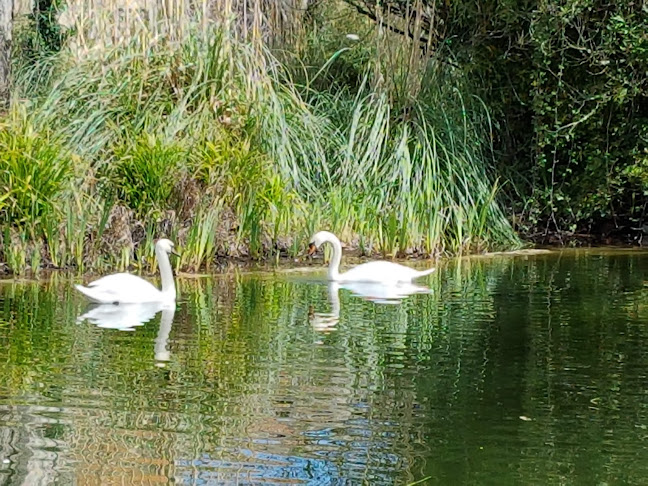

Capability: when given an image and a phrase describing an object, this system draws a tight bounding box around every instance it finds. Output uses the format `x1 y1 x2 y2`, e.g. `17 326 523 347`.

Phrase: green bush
0 114 73 227
194 135 267 194
193 134 302 255
101 135 186 216
421 0 648 232
0 12 524 274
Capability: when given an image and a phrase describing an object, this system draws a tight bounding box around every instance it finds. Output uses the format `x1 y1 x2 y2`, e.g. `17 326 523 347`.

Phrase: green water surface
1 249 648 485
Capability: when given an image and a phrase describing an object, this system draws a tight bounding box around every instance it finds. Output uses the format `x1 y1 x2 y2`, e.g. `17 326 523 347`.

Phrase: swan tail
414 267 436 279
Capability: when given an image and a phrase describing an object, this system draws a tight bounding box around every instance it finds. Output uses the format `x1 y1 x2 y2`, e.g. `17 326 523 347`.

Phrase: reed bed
0 0 520 275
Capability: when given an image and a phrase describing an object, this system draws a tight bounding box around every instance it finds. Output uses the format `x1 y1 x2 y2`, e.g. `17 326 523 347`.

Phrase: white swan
75 238 179 304
308 231 435 283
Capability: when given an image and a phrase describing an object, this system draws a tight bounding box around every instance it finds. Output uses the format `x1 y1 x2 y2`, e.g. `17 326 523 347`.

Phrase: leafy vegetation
525 0 648 233
4 0 645 276
0 108 73 228
345 0 648 237
102 135 186 217
0 0 527 275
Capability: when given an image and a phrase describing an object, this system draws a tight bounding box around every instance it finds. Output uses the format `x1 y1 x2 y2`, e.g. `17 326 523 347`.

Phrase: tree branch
343 0 433 48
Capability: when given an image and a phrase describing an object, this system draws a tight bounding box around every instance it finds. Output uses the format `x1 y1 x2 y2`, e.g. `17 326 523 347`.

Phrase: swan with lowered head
308 231 435 283
75 239 179 304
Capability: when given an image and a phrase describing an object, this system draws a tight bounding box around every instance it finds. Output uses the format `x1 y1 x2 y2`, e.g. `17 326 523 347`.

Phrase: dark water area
1 249 648 485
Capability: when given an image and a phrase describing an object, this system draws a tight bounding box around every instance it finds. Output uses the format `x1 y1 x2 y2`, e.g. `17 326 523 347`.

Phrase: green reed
182 204 222 272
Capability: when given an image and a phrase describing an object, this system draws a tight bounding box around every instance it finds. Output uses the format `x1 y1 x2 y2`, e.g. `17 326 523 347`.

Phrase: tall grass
0 0 520 275
0 107 73 229
290 75 518 256
102 135 186 217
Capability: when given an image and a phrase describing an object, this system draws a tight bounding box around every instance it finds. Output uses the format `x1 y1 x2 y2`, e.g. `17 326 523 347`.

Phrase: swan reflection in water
77 302 175 363
310 282 342 332
310 281 431 332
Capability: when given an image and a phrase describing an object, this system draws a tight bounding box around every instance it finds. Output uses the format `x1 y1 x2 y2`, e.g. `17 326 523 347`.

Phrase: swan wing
77 273 162 304
75 284 121 304
86 273 158 290
339 261 423 283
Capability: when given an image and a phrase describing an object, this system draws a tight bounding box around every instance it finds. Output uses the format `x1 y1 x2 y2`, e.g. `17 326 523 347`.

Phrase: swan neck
327 236 342 281
156 245 176 299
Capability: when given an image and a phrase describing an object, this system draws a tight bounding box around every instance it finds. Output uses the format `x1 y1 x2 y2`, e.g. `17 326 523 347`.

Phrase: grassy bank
0 1 521 275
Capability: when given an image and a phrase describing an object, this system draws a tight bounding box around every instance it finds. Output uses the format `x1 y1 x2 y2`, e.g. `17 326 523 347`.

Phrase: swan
75 239 179 304
308 231 435 283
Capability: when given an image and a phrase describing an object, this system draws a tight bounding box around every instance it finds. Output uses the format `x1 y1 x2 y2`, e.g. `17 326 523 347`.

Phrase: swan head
308 231 338 255
156 238 180 256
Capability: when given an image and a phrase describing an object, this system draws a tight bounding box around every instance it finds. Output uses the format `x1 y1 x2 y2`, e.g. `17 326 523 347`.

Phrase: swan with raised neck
75 238 179 304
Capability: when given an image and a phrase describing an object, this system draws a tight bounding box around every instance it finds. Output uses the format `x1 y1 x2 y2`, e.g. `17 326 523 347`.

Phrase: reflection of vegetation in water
0 264 503 483
0 251 648 483
512 253 648 485
426 252 648 484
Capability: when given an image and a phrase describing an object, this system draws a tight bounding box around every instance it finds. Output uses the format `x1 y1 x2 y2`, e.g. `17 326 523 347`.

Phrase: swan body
308 231 435 283
75 239 178 304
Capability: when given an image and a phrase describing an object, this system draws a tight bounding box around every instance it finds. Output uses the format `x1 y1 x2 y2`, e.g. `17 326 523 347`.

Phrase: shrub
0 113 73 228
101 135 186 217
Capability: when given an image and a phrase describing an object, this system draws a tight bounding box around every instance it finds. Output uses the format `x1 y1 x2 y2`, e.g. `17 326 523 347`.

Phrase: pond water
1 249 648 485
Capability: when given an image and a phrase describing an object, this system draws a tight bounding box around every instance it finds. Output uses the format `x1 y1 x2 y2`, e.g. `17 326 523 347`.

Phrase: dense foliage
343 0 648 236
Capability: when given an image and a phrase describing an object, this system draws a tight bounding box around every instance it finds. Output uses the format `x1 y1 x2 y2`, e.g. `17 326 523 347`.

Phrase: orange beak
308 243 317 256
